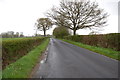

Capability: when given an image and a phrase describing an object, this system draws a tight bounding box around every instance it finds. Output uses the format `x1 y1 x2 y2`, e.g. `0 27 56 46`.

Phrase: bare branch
36 18 53 36
47 0 108 35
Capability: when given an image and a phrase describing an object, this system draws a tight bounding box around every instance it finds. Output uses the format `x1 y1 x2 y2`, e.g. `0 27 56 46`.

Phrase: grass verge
2 38 50 78
61 39 120 61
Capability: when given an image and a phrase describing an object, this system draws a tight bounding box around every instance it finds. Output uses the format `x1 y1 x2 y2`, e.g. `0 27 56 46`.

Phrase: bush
2 37 46 69
53 26 70 38
2 38 49 78
105 33 120 50
64 33 120 51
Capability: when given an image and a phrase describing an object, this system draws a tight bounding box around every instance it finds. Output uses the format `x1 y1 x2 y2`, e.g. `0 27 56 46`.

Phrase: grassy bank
61 39 119 61
3 37 45 69
2 38 50 78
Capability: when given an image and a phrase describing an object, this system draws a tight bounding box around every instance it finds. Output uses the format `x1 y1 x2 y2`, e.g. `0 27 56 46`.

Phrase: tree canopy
53 26 70 38
36 18 53 36
47 0 108 35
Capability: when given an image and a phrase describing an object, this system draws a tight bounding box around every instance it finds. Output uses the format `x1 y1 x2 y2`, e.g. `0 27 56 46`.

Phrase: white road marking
40 60 45 64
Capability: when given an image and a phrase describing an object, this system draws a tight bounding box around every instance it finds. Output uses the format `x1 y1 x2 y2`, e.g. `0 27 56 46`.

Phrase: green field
2 37 39 41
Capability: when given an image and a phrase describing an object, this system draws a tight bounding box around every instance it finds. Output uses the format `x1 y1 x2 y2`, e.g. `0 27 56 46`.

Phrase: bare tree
7 31 14 38
47 0 108 35
15 32 19 37
34 23 38 36
89 31 100 35
36 18 53 36
20 32 24 37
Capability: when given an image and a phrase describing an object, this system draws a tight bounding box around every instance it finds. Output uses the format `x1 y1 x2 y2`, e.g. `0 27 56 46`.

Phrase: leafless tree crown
47 0 108 35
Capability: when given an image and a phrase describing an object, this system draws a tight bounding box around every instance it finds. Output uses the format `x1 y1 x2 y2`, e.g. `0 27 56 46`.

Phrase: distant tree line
1 31 24 38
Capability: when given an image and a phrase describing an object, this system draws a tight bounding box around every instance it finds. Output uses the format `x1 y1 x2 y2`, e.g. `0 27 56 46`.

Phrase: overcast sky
0 0 119 36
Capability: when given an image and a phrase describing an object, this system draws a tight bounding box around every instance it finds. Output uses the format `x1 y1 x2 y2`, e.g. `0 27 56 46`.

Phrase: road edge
29 40 50 78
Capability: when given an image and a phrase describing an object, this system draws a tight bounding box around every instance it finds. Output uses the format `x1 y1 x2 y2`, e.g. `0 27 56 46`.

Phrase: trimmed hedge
2 37 46 69
2 38 50 78
64 33 120 51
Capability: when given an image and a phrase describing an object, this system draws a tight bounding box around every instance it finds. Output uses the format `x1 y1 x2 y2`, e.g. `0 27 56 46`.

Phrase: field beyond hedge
2 37 46 69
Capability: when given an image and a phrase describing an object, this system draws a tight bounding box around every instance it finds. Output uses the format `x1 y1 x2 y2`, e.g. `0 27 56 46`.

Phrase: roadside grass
61 39 120 61
2 38 50 78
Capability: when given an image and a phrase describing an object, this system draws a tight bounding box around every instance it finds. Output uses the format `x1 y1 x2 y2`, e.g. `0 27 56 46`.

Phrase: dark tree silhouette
36 18 53 36
47 0 108 35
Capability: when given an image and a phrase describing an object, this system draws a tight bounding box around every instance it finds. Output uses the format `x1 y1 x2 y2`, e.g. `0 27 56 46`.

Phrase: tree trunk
73 30 76 35
44 30 46 37
35 30 37 36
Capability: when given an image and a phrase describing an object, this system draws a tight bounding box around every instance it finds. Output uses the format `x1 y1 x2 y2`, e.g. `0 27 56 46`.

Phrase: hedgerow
2 37 46 69
64 33 120 51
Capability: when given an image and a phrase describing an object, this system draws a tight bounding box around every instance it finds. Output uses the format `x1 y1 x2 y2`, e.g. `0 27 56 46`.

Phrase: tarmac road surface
33 38 118 78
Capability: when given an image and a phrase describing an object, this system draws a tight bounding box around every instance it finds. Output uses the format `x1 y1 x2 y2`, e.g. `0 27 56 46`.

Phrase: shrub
64 33 120 51
2 37 46 69
105 33 120 50
53 26 70 38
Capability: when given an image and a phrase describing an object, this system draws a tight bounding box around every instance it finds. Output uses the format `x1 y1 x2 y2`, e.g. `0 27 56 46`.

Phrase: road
33 38 118 78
